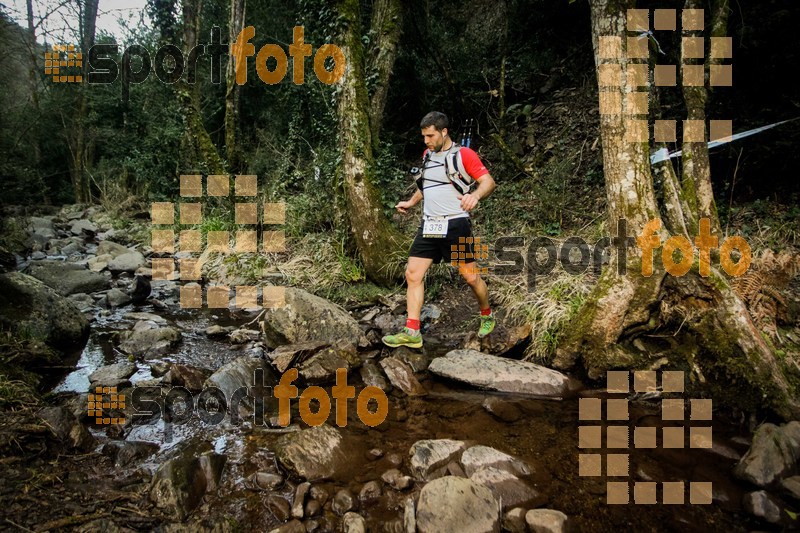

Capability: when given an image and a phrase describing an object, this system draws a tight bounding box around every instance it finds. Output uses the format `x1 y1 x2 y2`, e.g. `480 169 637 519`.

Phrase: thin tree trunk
70 0 99 203
335 0 405 285
224 0 246 170
25 0 48 204
367 0 402 151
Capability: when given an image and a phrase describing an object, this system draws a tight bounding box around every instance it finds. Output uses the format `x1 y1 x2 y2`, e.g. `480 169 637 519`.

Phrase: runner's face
421 126 447 152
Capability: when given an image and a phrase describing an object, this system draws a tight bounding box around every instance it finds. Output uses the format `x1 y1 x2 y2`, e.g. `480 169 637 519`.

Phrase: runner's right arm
395 189 423 214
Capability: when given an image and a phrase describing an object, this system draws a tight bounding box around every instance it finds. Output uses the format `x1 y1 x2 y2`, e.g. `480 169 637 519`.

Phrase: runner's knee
405 267 424 285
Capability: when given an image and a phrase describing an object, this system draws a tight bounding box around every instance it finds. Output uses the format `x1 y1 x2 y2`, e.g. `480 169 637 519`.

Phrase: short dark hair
420 111 449 131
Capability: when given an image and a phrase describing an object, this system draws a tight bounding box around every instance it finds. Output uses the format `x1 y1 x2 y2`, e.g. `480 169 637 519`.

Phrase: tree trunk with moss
335 0 405 285
367 0 402 151
554 0 799 419
224 0 246 171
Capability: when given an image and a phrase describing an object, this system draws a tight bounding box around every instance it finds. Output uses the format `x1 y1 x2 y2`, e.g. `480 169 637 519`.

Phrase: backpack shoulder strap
444 145 474 194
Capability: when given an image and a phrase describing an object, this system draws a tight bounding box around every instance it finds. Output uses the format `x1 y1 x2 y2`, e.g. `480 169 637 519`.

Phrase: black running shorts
409 216 475 265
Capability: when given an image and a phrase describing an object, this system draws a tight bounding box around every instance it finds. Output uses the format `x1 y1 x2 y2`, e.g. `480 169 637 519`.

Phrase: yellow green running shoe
382 327 423 349
478 313 496 338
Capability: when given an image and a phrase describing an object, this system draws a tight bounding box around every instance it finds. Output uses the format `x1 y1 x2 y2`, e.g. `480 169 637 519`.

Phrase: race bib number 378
423 218 449 238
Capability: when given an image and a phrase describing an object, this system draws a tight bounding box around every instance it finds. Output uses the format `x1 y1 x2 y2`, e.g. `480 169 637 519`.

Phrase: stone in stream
734 422 800 487
248 472 284 490
460 445 531 477
341 512 367 533
70 219 97 235
463 323 532 356
416 476 501 533
89 362 137 388
403 497 416 533
781 476 800 500
163 364 211 392
259 287 363 349
68 292 95 312
297 344 356 384
268 340 330 373
502 508 527 533
275 425 348 481
309 486 329 506
469 467 541 510
266 495 292 522
408 439 467 481
105 287 132 308
743 490 782 524
360 360 391 391
332 488 356 515
382 468 413 491
482 397 522 422
204 356 277 413
525 509 568 533
359 480 382 502
291 481 310 518
268 520 305 533
305 498 322 517
129 274 151 305
107 251 146 274
380 356 426 396
25 260 110 296
97 240 130 258
428 349 570 397
102 440 159 467
118 320 182 358
149 453 207 520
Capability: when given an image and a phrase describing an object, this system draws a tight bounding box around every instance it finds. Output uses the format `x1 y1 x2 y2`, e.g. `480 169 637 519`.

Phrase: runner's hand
395 200 414 214
457 193 479 212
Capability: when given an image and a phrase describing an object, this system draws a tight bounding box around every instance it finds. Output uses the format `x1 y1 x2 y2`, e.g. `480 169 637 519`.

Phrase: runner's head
420 111 449 152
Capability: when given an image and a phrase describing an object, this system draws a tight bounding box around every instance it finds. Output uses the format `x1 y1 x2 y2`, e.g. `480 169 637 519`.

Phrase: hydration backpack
415 144 475 195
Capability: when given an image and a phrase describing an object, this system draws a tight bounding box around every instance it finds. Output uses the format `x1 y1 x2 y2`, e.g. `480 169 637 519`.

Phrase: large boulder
734 422 800 487
118 320 182 358
416 476 501 533
204 356 277 413
428 349 570 397
259 288 362 349
89 362 137 388
25 260 110 296
275 425 348 481
149 441 223 520
0 272 89 353
470 467 541 510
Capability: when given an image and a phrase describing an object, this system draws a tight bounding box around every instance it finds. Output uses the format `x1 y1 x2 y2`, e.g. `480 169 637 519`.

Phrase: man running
382 111 497 349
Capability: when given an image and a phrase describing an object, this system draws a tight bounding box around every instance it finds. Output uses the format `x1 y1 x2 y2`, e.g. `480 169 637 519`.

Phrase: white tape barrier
650 117 799 165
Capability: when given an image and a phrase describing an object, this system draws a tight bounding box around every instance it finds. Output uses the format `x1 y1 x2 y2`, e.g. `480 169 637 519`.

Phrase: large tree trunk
224 0 245 170
179 0 225 174
335 0 405 285
555 0 799 419
366 0 402 151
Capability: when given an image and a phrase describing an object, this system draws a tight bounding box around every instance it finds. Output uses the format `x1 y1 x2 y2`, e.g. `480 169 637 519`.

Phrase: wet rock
204 356 276 413
395 346 432 372
275 425 348 481
460 445 531 477
118 320 181 358
199 451 226 492
150 361 171 377
482 397 522 423
291 481 311 518
305 498 322 517
70 219 97 235
88 254 111 272
260 287 363 349
25 260 110 296
149 452 208 520
266 494 292 522
470 467 540 510
268 340 330 372
102 440 159 467
37 406 94 451
124 311 168 325
205 324 232 338
743 490 782 524
297 347 352 384
333 488 356 515
416 476 501 533
404 497 416 533
89 362 137 388
68 292 95 312
108 251 146 274
27 216 56 241
164 364 211 392
249 472 284 490
463 324 532 356
61 241 83 256
525 509 568 533
359 480 382 502
229 328 261 344
0 273 91 357
734 422 800 487
428 349 570 397
97 240 131 258
502 508 527 533
781 476 800 500
105 287 132 308
129 275 151 305
448 461 466 478
309 486 329 505
409 439 467 481
342 512 367 533
360 360 390 391
382 468 413 491
380 357 426 396
386 453 404 467
367 448 384 460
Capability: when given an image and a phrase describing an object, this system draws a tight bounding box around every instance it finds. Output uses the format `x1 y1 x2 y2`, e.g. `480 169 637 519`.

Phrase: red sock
406 318 421 331
480 307 492 316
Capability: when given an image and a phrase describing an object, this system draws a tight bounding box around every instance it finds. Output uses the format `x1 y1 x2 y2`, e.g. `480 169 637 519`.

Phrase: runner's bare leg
459 262 490 310
406 256 434 321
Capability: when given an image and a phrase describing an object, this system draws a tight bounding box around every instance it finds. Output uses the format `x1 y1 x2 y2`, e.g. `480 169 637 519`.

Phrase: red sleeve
459 147 490 180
